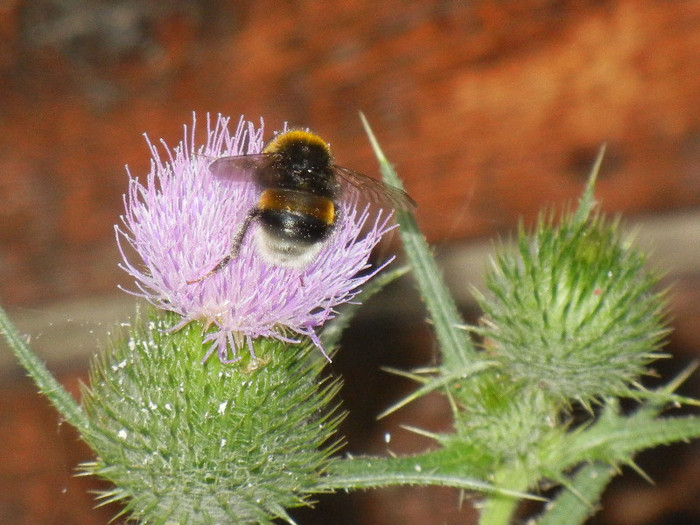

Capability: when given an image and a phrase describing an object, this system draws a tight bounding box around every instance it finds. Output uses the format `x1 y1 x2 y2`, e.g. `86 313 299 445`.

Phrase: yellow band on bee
263 130 330 155
259 189 336 224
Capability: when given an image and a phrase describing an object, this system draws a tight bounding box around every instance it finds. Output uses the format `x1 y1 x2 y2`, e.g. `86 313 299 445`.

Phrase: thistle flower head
117 114 395 362
80 313 344 524
476 210 667 402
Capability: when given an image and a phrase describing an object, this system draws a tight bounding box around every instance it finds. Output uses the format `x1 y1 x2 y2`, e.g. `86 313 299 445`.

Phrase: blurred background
1 1 699 523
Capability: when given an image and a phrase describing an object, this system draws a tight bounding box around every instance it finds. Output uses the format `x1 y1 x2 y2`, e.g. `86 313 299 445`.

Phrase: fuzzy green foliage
448 374 562 462
426 204 673 498
475 210 668 403
362 123 700 525
79 312 343 524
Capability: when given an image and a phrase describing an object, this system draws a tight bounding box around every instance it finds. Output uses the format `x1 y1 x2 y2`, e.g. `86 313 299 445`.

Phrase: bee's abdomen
257 189 335 243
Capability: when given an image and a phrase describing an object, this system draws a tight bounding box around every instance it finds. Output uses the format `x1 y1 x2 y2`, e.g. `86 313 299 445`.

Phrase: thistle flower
116 114 395 362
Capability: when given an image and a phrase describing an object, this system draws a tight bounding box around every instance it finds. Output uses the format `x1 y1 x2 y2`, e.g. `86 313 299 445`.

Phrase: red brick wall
1 0 699 307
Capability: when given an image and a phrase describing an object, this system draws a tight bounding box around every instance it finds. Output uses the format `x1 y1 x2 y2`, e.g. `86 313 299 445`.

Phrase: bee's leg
187 211 258 284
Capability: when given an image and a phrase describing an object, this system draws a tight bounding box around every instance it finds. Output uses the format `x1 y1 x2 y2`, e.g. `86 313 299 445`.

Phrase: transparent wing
333 165 416 210
206 153 271 183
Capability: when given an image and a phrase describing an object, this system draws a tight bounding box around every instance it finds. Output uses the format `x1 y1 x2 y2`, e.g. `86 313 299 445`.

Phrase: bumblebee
190 129 415 281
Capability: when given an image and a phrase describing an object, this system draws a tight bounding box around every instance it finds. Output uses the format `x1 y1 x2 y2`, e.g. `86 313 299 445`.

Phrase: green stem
0 303 88 433
535 462 615 525
322 451 540 502
478 466 529 525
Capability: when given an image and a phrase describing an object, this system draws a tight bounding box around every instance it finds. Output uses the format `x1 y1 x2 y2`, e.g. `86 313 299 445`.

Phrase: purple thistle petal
117 114 396 362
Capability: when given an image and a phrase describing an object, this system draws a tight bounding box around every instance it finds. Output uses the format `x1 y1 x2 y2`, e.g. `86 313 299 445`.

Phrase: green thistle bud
79 312 343 524
476 210 667 403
